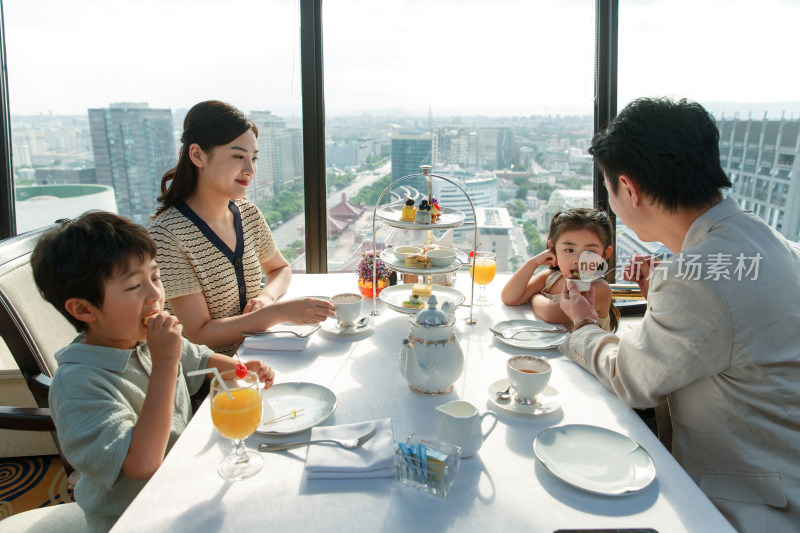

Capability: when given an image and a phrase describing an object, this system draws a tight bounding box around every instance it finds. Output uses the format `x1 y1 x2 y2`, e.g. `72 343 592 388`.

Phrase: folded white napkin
241 333 311 352
305 418 395 479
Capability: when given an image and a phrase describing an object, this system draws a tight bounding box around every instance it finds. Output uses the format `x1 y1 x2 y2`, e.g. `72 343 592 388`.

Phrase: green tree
522 220 546 256
351 174 393 206
505 199 527 218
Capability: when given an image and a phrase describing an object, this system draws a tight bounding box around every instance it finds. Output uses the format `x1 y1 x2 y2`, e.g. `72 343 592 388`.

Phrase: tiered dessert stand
369 165 479 325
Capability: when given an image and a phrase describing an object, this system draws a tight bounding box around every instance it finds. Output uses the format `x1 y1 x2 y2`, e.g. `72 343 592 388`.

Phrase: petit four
402 294 425 309
412 283 433 299
415 200 432 224
405 253 430 269
400 199 416 222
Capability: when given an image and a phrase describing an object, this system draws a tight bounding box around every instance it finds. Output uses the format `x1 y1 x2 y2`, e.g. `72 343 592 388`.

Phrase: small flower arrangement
357 251 391 297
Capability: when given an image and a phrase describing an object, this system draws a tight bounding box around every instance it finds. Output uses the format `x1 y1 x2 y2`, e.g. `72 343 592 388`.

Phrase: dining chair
0 223 79 473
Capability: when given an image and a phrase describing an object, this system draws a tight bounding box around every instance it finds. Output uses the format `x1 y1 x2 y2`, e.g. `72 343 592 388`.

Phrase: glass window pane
323 1 595 278
618 0 800 261
5 0 307 270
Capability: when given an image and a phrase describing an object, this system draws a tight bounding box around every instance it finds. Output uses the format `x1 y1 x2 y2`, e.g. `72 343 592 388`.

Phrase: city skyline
3 0 800 118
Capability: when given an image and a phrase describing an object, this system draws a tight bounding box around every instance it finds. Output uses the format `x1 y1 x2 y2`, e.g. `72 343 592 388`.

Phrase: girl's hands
244 360 275 389
531 249 557 268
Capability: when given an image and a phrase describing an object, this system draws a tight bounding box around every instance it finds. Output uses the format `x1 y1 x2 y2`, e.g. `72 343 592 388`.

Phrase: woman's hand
622 254 659 300
242 294 275 314
273 297 335 325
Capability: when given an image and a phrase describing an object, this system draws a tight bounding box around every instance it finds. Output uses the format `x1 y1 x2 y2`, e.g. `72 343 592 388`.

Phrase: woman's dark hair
31 211 158 332
155 100 258 217
547 208 620 332
589 97 731 212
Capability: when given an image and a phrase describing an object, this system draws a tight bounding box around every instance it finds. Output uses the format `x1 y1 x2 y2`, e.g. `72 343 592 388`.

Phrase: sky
3 0 800 118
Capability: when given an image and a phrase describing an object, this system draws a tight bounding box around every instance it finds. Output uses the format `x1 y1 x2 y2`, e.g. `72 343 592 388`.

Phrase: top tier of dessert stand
369 165 478 325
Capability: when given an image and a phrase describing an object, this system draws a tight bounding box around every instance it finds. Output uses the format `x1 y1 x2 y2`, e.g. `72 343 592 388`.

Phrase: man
558 97 800 532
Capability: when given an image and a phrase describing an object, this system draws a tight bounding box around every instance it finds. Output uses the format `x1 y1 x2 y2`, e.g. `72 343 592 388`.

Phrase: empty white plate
257 382 337 435
533 424 656 495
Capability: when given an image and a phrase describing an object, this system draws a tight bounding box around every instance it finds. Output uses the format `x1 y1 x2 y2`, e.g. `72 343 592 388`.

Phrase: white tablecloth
112 274 733 533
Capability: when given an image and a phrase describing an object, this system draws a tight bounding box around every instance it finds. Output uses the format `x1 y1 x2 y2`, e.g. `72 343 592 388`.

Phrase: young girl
148 101 334 356
501 208 618 332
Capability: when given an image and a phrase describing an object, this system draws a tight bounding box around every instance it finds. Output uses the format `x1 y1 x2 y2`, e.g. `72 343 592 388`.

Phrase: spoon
339 316 369 331
495 384 512 401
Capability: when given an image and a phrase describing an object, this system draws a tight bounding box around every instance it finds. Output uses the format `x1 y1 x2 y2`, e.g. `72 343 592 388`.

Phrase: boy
31 211 274 533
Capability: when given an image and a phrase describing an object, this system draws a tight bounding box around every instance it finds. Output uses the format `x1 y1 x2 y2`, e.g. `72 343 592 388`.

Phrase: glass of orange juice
210 369 263 480
470 251 497 306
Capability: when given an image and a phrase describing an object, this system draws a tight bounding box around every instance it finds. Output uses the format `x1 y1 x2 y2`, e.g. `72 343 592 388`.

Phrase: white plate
257 382 337 435
491 320 569 349
379 248 467 274
378 283 465 314
321 316 373 336
376 205 466 230
487 379 562 415
533 424 656 495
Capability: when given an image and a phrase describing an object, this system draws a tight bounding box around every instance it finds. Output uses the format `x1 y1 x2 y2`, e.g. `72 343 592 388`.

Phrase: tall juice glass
210 370 263 480
470 251 497 306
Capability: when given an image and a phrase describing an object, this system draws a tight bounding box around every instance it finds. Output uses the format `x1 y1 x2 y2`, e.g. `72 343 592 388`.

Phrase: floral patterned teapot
399 295 464 394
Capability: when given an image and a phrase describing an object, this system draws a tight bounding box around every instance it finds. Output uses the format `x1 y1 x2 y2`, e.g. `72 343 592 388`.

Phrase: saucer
487 378 562 415
321 316 373 336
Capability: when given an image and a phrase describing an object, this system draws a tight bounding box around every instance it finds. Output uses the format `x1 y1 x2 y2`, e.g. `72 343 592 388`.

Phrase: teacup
507 355 551 404
331 293 362 327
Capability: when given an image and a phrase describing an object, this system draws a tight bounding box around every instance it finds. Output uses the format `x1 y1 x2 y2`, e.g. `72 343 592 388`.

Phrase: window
617 0 800 255
321 0 595 274
4 0 308 271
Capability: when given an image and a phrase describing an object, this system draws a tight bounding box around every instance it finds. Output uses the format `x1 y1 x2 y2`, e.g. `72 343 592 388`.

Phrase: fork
489 326 567 339
243 324 321 338
258 427 377 452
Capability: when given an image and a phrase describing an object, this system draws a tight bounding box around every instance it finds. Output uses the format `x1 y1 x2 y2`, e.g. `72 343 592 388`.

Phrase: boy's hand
244 360 275 389
146 312 183 369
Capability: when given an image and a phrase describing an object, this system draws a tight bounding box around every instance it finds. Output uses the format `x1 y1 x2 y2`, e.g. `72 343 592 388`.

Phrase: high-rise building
250 111 302 199
719 117 800 241
88 103 175 225
391 133 434 193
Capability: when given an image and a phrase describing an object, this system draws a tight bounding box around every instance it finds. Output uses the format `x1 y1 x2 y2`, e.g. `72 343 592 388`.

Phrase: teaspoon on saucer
495 385 512 401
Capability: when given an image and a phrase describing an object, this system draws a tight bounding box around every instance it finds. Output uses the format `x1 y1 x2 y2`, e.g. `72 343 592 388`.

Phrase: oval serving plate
257 382 337 435
533 424 656 495
379 248 467 275
376 205 466 230
378 283 465 314
491 319 569 349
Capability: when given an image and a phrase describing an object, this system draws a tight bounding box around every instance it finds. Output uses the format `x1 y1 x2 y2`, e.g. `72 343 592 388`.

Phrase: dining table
111 273 734 533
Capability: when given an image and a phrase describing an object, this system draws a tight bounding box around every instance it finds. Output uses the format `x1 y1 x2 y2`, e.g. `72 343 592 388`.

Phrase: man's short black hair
31 211 157 332
590 97 732 211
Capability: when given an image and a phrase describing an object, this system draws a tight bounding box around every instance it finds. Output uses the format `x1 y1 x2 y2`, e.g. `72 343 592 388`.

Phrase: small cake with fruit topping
412 283 432 299
400 199 416 222
415 200 432 224
430 197 442 222
402 294 425 309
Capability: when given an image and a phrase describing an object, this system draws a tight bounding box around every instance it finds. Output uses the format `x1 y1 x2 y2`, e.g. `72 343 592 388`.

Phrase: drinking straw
187 368 234 400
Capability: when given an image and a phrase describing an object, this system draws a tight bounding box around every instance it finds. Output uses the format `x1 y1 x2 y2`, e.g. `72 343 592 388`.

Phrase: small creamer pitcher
436 400 497 458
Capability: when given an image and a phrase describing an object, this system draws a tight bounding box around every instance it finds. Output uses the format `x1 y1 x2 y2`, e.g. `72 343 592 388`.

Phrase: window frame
0 0 620 277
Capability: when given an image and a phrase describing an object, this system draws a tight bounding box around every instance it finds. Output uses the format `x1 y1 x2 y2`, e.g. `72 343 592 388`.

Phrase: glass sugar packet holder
393 434 461 498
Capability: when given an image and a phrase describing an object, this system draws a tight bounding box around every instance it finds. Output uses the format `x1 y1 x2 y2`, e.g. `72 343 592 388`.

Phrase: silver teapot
399 295 464 394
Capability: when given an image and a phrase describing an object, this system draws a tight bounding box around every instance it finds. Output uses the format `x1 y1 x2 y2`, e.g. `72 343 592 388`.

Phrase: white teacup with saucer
487 378 562 416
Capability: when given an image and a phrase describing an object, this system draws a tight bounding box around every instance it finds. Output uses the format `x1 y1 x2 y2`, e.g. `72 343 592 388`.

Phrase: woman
149 100 333 355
